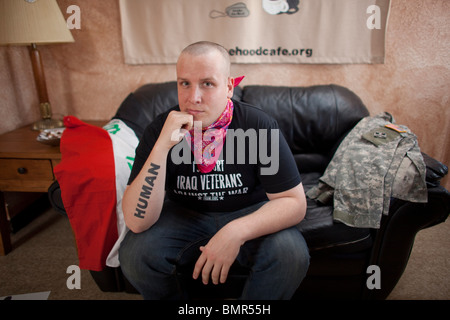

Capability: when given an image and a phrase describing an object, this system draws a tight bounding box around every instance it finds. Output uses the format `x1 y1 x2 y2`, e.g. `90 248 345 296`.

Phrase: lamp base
32 118 64 131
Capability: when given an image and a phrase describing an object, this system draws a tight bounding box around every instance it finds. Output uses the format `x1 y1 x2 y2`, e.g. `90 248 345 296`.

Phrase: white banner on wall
119 0 390 64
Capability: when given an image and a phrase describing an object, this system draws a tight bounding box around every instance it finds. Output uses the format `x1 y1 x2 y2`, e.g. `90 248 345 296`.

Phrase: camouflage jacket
306 112 427 229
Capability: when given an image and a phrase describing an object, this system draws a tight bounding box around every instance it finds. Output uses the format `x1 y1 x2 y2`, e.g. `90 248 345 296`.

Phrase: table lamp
0 0 74 130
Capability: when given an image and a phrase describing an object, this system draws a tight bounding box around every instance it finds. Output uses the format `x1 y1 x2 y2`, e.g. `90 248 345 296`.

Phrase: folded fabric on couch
103 119 139 267
54 116 138 271
307 112 428 228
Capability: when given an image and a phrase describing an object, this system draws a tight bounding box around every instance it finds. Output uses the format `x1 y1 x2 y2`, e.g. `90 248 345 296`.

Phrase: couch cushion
293 153 330 175
298 172 373 254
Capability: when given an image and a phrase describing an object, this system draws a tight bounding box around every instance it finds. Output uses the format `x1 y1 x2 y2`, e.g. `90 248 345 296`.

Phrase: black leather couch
48 82 450 299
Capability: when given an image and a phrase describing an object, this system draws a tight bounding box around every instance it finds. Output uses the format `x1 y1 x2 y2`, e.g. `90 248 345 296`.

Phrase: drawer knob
17 167 27 174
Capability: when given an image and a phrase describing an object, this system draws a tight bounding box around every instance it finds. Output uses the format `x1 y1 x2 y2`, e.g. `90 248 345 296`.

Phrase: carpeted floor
0 204 448 300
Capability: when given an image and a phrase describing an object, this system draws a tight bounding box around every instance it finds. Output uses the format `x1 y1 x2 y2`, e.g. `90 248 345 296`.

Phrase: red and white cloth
54 116 137 271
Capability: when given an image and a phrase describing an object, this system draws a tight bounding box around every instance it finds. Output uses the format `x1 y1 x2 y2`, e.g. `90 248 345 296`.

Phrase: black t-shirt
128 100 301 212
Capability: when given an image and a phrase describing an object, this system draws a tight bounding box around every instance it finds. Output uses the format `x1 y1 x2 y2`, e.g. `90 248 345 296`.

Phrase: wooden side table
0 121 106 255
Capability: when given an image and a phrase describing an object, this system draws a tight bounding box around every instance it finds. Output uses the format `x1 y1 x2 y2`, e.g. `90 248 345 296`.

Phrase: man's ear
227 77 234 99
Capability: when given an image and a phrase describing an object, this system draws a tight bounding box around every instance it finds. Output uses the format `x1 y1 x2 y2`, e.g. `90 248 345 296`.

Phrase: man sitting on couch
119 41 310 299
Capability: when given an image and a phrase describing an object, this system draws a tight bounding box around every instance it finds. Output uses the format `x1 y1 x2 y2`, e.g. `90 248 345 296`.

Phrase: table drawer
0 159 54 181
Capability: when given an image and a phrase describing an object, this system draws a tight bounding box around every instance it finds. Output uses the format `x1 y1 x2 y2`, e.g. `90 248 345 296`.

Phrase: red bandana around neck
187 99 233 173
186 76 244 173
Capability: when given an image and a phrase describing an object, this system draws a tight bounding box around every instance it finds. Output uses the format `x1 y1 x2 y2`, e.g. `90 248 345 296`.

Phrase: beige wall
1 0 449 189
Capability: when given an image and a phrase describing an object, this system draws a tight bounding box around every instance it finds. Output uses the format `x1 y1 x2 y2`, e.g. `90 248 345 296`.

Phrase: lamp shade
0 0 74 45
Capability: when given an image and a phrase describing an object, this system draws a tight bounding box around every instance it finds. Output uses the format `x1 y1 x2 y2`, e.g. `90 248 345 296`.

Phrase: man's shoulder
232 100 278 129
233 99 265 114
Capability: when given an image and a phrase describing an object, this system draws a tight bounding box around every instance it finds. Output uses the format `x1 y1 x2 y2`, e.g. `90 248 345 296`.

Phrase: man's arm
122 111 193 233
192 182 307 285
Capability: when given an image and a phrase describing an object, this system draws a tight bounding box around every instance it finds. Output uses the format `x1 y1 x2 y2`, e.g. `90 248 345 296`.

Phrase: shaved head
179 41 230 76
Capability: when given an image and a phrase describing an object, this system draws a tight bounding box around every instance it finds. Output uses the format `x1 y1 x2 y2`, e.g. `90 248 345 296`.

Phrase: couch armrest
422 152 449 187
364 184 449 299
48 180 66 216
361 153 449 299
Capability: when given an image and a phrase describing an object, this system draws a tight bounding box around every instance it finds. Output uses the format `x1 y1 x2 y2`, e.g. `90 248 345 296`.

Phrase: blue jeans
119 199 309 300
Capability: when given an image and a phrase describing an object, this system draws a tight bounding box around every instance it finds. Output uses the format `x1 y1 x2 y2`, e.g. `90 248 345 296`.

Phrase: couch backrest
113 82 178 139
241 85 369 171
113 82 369 173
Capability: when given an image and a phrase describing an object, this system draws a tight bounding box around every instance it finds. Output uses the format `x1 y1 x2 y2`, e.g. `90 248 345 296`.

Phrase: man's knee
119 231 174 277
266 227 310 271
118 232 143 278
